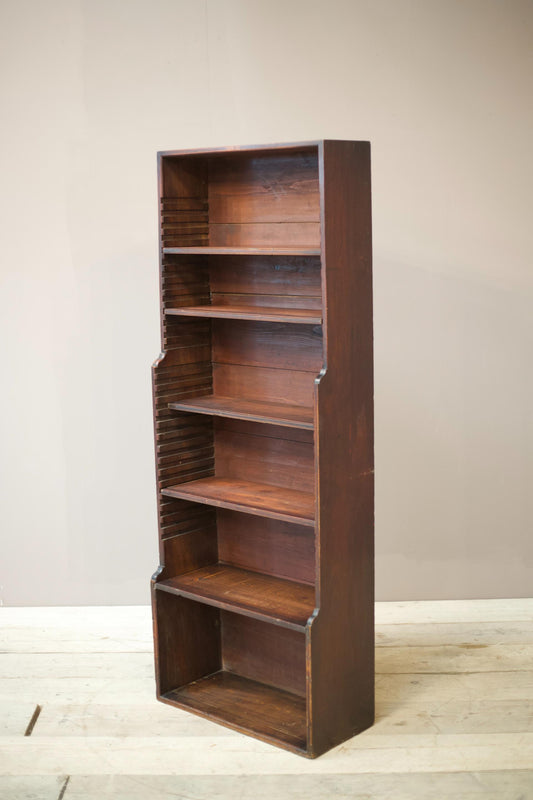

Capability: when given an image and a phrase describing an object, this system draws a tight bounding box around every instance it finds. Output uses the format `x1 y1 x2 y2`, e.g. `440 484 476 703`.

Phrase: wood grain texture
208 254 321 297
0 777 66 800
152 252 215 553
165 304 322 324
157 564 315 630
211 293 322 310
212 319 323 372
161 476 315 526
217 510 315 585
152 141 373 757
208 222 320 248
153 592 220 696
1 602 533 795
221 613 306 697
214 423 314 493
26 695 533 738
164 671 307 752
57 772 533 800
163 246 321 255
212 363 316 408
161 527 218 577
308 140 374 756
207 152 319 224
2 733 533 776
169 395 314 429
0 704 40 736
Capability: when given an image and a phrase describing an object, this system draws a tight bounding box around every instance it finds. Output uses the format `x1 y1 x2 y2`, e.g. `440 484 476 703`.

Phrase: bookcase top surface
157 139 370 159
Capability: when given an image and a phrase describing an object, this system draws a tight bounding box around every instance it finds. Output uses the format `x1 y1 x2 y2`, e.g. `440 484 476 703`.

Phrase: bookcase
151 140 374 758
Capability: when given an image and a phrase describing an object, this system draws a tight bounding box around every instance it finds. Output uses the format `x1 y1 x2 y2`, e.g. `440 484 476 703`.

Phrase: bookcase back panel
213 364 315 408
216 417 313 443
208 255 321 298
217 510 315 585
221 612 306 697
214 420 314 493
209 222 319 248
208 152 319 223
212 320 323 373
160 149 320 248
211 293 322 311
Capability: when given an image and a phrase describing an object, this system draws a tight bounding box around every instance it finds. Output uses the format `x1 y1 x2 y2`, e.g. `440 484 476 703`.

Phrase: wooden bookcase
151 140 374 758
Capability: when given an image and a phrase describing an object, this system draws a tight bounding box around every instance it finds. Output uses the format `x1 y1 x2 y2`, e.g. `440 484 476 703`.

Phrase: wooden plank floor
0 600 532 799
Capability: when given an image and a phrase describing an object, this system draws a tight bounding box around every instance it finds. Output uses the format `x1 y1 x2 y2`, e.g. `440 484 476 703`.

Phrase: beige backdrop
1 0 532 604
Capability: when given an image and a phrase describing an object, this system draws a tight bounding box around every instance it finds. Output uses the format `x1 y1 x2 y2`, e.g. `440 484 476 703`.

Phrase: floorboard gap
57 775 70 800
24 704 42 736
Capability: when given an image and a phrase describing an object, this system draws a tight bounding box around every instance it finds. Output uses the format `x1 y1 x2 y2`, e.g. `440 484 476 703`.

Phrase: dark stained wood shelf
162 671 307 752
168 394 314 430
165 304 322 324
163 246 321 256
152 141 374 758
161 477 315 527
157 564 315 630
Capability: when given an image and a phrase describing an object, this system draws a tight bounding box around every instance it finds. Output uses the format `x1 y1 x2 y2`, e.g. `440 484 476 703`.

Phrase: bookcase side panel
308 140 374 756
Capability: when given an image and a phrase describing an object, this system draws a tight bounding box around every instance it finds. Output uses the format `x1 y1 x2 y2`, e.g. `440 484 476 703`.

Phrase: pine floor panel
61 771 533 800
31 698 533 738
0 601 531 798
375 670 533 704
377 620 533 647
33 703 237 738
0 606 152 654
375 643 533 673
374 598 533 624
1 733 533 775
0 704 40 736
0 678 155 706
0 776 66 800
0 653 153 680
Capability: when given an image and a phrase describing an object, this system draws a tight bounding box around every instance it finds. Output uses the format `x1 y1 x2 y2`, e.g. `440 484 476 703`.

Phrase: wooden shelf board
163 246 320 256
169 394 314 430
162 671 307 752
165 304 322 324
161 477 315 527
157 564 315 630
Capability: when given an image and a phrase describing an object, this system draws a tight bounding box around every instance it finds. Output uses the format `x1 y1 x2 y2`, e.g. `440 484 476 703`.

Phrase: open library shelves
151 141 374 757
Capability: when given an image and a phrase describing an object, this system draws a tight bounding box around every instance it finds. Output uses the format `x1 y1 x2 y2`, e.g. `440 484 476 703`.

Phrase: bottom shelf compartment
162 670 307 751
153 588 309 754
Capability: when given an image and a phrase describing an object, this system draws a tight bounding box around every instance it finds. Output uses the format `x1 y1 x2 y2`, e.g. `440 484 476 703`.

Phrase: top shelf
162 246 321 256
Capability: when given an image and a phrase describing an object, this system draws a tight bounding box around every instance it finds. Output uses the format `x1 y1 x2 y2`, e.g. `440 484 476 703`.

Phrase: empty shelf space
162 671 307 752
168 395 314 430
165 304 322 324
161 477 315 527
157 564 315 630
163 246 320 256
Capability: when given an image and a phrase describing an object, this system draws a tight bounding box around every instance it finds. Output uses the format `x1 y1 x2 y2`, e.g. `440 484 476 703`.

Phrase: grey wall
1 0 532 604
